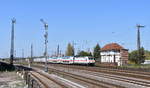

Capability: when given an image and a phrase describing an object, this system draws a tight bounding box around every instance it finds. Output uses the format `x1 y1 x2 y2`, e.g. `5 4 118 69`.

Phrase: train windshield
89 57 95 60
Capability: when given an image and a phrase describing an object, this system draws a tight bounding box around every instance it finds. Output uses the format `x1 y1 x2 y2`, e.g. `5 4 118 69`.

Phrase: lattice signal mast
40 19 48 72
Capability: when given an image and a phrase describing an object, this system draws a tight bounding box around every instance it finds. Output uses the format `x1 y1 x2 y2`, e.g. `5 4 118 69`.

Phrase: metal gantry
40 19 48 72
10 18 16 65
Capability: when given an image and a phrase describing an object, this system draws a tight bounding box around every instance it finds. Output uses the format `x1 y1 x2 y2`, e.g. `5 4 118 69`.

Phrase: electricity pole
10 18 16 65
57 44 59 57
40 19 48 72
29 44 33 68
31 44 33 63
22 49 24 58
72 41 75 56
136 24 145 64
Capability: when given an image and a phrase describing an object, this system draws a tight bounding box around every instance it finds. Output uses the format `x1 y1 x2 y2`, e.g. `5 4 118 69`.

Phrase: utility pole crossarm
40 19 48 28
136 24 145 28
40 19 46 24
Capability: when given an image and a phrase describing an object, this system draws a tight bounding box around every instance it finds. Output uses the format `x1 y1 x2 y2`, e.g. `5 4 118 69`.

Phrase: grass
122 64 150 69
121 61 150 69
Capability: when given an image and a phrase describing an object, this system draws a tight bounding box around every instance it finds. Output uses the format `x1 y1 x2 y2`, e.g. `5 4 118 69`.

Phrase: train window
89 58 95 60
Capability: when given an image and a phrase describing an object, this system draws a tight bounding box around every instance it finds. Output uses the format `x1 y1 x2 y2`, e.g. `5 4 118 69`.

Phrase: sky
0 0 150 58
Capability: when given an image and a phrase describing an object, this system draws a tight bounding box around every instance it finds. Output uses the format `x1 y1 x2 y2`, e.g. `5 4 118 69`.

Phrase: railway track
29 71 64 88
49 68 121 88
30 69 97 88
34 63 150 76
32 65 120 88
78 69 150 87
47 65 150 88
30 64 150 88
17 62 150 88
48 64 150 80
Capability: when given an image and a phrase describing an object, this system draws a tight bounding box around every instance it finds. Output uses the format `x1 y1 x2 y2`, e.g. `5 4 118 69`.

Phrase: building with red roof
101 43 128 66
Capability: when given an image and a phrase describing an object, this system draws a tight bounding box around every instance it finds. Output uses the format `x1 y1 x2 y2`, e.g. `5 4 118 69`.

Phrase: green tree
129 50 138 64
77 51 92 56
93 44 101 61
65 43 75 56
144 50 150 60
129 47 145 64
138 47 145 64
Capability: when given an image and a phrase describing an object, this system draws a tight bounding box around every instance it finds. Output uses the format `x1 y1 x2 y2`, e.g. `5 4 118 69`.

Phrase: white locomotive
34 56 95 65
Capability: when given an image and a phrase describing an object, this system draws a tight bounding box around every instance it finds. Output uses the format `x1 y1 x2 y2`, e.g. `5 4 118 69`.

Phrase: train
34 56 95 66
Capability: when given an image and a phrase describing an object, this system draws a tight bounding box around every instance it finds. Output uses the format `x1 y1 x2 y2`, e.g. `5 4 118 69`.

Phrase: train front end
87 57 95 66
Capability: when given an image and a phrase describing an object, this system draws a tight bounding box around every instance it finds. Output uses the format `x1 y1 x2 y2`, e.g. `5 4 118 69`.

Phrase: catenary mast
10 18 16 65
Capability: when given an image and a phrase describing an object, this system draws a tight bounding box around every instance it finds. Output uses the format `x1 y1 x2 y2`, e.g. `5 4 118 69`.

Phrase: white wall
101 50 121 66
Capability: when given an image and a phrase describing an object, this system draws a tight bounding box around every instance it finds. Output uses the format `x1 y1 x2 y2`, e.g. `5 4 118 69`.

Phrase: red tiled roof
101 43 124 51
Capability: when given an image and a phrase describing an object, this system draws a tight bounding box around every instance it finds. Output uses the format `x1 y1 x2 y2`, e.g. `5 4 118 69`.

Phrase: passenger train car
34 56 95 65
